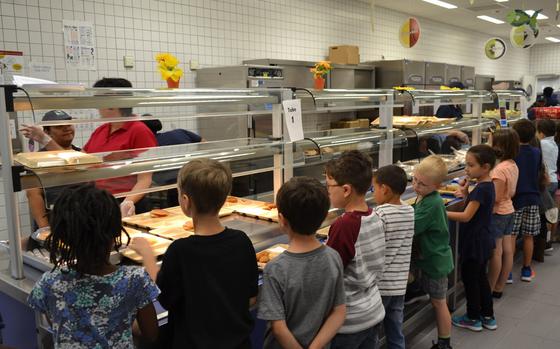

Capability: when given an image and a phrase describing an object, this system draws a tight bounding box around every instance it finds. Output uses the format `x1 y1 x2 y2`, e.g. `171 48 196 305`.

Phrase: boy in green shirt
411 155 454 349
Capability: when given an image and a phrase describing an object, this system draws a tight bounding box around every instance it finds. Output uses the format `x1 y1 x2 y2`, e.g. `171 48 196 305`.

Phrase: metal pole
520 96 528 119
272 103 283 198
283 89 294 183
472 98 482 145
452 222 460 311
378 94 394 167
0 87 24 279
283 142 293 183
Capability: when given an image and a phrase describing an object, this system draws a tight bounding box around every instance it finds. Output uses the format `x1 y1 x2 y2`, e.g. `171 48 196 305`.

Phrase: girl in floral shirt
28 184 159 348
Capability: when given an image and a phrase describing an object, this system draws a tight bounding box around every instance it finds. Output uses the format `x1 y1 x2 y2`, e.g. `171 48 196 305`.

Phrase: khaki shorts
421 274 448 300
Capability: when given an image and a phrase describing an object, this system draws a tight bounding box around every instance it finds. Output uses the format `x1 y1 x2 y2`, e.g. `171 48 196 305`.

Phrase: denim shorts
490 213 515 239
421 274 448 300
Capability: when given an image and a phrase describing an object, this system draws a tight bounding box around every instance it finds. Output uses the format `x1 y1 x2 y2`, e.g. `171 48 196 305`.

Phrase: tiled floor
410 247 560 349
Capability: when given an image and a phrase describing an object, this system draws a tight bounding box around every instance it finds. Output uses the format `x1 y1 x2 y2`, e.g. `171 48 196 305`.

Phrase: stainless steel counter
0 165 468 294
0 248 36 303
0 168 467 349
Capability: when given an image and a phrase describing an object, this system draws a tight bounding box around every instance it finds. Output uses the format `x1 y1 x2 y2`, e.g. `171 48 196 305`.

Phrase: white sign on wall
63 20 96 70
29 62 55 81
0 51 24 84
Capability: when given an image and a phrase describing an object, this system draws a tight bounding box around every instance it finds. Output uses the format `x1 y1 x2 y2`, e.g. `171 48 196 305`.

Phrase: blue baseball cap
42 110 72 121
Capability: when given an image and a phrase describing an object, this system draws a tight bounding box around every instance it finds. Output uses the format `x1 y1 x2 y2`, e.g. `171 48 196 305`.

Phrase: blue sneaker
506 272 513 284
452 314 482 332
481 316 498 330
521 266 534 282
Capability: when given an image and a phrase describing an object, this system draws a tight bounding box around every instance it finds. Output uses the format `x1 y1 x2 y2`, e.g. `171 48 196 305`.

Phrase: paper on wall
29 62 55 81
0 51 24 84
63 20 96 70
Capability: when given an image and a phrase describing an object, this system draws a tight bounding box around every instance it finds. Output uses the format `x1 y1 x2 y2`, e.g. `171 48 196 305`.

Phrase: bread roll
150 209 169 218
226 196 238 203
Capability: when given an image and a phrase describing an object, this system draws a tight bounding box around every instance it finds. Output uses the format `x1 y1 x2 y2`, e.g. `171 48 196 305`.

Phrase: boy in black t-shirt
131 159 259 348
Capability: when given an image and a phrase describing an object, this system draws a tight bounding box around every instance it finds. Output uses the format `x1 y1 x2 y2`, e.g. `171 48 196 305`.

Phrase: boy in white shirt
373 165 415 349
537 119 558 254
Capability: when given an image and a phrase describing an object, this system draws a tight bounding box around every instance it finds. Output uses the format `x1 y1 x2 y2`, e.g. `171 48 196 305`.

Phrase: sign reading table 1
282 99 304 142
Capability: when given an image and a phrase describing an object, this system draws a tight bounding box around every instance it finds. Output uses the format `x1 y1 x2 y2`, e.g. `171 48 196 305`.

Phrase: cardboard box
331 120 360 129
357 118 370 128
328 45 360 65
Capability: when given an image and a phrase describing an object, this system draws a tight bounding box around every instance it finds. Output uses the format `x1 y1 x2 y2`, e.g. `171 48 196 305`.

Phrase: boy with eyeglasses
325 150 386 348
410 155 454 349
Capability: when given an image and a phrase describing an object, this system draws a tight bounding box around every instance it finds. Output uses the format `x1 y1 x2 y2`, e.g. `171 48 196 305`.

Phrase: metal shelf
295 89 394 111
412 118 495 138
396 89 493 106
19 138 285 191
13 87 281 111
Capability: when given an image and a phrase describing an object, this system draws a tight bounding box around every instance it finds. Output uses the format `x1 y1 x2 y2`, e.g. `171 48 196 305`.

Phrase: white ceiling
377 0 560 44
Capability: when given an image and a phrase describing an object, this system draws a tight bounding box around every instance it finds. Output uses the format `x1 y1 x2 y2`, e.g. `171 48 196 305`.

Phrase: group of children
26 118 556 349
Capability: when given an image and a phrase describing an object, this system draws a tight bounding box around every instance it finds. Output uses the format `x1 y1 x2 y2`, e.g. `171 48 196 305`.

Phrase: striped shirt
375 203 415 296
327 208 386 334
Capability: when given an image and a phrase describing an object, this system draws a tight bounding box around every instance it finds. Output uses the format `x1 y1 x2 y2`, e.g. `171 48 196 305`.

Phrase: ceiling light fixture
477 15 505 24
421 0 457 10
545 37 560 43
494 0 508 2
526 10 548 20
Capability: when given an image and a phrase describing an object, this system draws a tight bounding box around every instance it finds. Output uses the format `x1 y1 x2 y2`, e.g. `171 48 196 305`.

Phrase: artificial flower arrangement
156 53 183 88
393 86 416 91
440 85 461 90
310 61 332 79
310 61 332 90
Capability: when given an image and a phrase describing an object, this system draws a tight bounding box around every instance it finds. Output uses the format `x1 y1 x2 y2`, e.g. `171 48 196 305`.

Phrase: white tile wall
0 0 536 239
529 43 560 76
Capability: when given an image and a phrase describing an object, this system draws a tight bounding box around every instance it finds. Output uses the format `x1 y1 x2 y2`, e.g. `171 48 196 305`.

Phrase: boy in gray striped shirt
326 151 386 349
373 165 415 349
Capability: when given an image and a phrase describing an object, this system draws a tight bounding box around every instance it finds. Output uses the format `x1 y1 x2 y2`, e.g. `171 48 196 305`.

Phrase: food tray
165 205 235 218
148 226 194 241
14 150 101 168
122 209 189 230
120 232 172 262
439 184 459 196
234 205 279 222
222 196 270 211
316 226 330 238
256 244 288 270
120 226 145 243
371 116 454 128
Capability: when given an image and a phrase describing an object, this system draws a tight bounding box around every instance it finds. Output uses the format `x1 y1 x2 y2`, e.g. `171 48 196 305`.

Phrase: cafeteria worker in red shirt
21 78 157 216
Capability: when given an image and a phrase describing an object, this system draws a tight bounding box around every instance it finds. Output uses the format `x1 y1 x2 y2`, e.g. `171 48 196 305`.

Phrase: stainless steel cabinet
445 64 462 86
373 59 426 89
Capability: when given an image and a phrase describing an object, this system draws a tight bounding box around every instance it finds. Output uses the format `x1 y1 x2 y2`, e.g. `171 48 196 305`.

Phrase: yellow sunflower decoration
310 61 332 79
156 53 183 82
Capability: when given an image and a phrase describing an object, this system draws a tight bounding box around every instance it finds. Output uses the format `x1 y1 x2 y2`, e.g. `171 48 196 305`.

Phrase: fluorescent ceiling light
477 15 505 24
421 0 457 9
545 37 560 43
526 10 548 20
494 0 508 2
